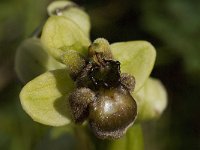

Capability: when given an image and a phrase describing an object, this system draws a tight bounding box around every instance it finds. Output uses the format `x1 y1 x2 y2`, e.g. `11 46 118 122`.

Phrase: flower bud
47 1 91 36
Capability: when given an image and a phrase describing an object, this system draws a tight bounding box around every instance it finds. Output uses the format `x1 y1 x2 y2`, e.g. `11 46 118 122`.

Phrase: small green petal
15 38 65 83
47 1 91 36
89 38 113 60
111 41 156 92
61 50 86 78
41 16 90 62
20 69 75 126
133 78 167 121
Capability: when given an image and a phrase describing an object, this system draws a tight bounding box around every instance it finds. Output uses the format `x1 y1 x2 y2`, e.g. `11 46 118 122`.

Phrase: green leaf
111 41 156 92
20 69 75 126
15 38 65 83
133 77 167 121
41 16 90 62
47 1 91 36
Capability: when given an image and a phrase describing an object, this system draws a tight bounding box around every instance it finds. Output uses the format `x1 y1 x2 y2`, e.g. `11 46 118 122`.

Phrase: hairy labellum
88 86 137 139
68 38 137 139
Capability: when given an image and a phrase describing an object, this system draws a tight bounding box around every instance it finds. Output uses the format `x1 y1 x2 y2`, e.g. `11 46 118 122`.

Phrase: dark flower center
68 38 137 139
88 60 121 89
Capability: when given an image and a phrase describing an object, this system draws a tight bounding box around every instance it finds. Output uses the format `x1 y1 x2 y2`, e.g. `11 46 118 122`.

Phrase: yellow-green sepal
15 38 65 83
111 41 156 92
20 69 75 126
47 0 91 37
41 16 90 62
133 77 167 121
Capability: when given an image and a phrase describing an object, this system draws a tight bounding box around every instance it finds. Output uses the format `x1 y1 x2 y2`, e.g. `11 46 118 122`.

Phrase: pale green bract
133 77 167 120
41 16 90 62
20 69 75 126
111 41 156 92
47 0 91 37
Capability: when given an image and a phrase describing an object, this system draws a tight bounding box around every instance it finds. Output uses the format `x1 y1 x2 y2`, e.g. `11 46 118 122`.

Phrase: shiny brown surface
89 86 137 139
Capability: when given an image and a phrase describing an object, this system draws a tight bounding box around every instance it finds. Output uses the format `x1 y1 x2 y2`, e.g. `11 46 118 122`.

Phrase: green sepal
111 41 156 92
15 38 65 83
20 69 75 126
41 16 90 62
133 77 167 121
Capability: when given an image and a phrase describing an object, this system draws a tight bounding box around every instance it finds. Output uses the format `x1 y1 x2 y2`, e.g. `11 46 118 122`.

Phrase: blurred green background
0 0 200 149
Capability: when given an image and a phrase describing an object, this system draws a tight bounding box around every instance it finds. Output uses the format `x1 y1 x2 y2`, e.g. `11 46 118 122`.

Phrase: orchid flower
15 0 167 144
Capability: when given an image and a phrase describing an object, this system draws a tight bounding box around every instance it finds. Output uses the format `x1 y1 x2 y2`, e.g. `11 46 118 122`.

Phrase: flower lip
68 39 137 139
88 85 137 139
